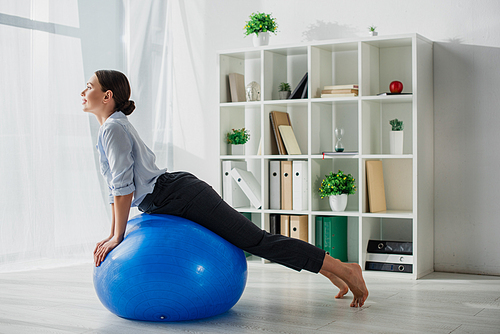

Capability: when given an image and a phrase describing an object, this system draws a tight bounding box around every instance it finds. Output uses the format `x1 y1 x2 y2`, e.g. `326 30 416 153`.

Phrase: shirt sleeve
101 123 135 197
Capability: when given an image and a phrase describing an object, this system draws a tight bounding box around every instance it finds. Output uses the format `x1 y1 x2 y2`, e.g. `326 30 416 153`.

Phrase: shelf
218 34 434 279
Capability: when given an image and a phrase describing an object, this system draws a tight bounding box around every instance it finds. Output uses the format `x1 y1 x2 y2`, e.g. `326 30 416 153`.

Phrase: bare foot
320 255 369 307
322 271 349 298
342 263 369 307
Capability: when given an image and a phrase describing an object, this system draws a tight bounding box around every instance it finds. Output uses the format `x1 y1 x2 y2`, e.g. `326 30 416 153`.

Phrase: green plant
244 12 278 36
369 25 377 32
318 170 356 198
389 118 404 131
278 82 291 92
226 128 250 145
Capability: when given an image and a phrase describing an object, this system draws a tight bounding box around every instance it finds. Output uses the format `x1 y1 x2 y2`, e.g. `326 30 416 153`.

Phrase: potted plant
368 25 378 36
318 170 356 211
226 128 250 155
278 82 291 99
389 118 404 154
244 12 278 47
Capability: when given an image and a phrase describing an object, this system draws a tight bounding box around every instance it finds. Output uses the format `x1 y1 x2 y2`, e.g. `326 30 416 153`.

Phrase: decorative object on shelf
389 80 403 93
389 118 404 155
226 128 250 155
334 127 344 152
318 170 356 212
289 72 308 99
245 81 261 101
278 82 291 99
366 161 387 213
244 12 278 47
369 25 378 36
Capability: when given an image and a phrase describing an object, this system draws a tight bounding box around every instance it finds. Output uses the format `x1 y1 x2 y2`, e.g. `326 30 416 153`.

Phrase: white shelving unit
218 34 433 279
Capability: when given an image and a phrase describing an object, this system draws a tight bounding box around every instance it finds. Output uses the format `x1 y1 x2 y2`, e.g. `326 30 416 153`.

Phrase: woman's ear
103 90 114 104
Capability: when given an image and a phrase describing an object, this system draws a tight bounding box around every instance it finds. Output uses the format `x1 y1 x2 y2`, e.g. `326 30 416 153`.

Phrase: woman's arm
94 193 133 267
93 204 116 256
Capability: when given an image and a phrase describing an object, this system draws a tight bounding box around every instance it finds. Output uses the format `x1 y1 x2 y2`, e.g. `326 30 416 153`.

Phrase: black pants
138 172 325 273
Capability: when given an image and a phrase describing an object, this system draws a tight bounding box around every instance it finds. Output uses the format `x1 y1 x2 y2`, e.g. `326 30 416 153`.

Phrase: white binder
222 161 249 208
366 253 414 264
292 161 308 211
230 167 262 209
269 160 281 210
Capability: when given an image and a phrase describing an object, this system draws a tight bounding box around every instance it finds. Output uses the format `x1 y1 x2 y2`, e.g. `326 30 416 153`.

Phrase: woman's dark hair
95 70 136 115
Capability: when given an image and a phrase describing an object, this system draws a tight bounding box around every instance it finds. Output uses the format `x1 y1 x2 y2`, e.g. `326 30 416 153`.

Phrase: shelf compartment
361 38 413 96
361 216 413 273
311 43 358 99
263 47 308 101
311 157 359 212
311 100 358 155
361 100 412 155
264 103 308 156
219 52 261 104
362 158 413 214
220 105 261 156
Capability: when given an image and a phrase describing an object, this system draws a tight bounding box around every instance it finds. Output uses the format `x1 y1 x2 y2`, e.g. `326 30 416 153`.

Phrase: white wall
170 0 500 276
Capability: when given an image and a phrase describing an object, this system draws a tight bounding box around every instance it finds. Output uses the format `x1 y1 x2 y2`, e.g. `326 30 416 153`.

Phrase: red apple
390 81 403 93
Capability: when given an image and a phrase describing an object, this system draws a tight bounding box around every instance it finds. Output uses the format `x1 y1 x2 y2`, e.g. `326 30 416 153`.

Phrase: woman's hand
94 237 122 267
93 236 113 256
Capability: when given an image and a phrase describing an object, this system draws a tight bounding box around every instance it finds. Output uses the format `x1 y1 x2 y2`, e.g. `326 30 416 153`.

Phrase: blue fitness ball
93 214 248 322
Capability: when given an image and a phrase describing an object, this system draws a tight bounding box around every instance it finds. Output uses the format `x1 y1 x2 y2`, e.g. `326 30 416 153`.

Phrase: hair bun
121 100 136 115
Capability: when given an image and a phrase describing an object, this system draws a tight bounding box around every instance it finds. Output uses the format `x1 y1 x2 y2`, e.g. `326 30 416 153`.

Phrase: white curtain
0 0 173 272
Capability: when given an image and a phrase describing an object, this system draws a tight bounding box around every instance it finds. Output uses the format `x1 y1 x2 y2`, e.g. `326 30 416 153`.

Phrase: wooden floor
0 260 499 334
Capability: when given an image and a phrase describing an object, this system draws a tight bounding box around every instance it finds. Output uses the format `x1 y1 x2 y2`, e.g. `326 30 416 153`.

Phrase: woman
82 70 368 308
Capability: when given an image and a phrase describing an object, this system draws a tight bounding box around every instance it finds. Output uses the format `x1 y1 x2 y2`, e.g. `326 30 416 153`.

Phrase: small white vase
229 144 245 155
390 131 404 155
253 32 269 47
329 194 348 212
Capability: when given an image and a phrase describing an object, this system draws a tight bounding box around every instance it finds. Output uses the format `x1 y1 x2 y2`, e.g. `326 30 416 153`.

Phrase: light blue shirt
96 111 167 207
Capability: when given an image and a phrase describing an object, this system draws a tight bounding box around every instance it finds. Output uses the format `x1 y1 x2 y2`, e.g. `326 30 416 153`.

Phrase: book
377 92 412 96
289 72 308 99
324 84 358 90
269 111 292 155
321 151 358 158
269 160 281 210
365 160 387 213
230 167 262 209
323 216 348 262
321 89 359 95
321 93 358 98
278 125 301 155
365 261 413 273
228 73 246 102
222 161 250 208
315 216 323 249
280 161 293 210
292 161 308 211
270 214 281 235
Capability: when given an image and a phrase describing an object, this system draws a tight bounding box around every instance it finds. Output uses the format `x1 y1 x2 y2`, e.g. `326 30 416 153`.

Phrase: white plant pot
229 144 245 155
253 32 269 47
390 131 404 155
329 194 348 212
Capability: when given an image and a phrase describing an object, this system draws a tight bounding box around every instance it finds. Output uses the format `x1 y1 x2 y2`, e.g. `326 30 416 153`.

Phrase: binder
292 161 308 211
228 73 246 102
281 161 293 210
280 215 290 237
366 253 413 264
270 111 292 155
289 72 308 99
278 125 301 155
230 167 262 209
269 160 281 210
323 216 348 262
366 160 387 212
315 216 323 249
270 214 281 235
290 215 308 242
365 261 413 273
367 240 413 255
222 161 250 208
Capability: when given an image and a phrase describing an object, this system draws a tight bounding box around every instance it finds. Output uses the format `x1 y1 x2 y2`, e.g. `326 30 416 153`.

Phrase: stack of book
269 111 301 155
320 84 358 98
365 240 413 273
